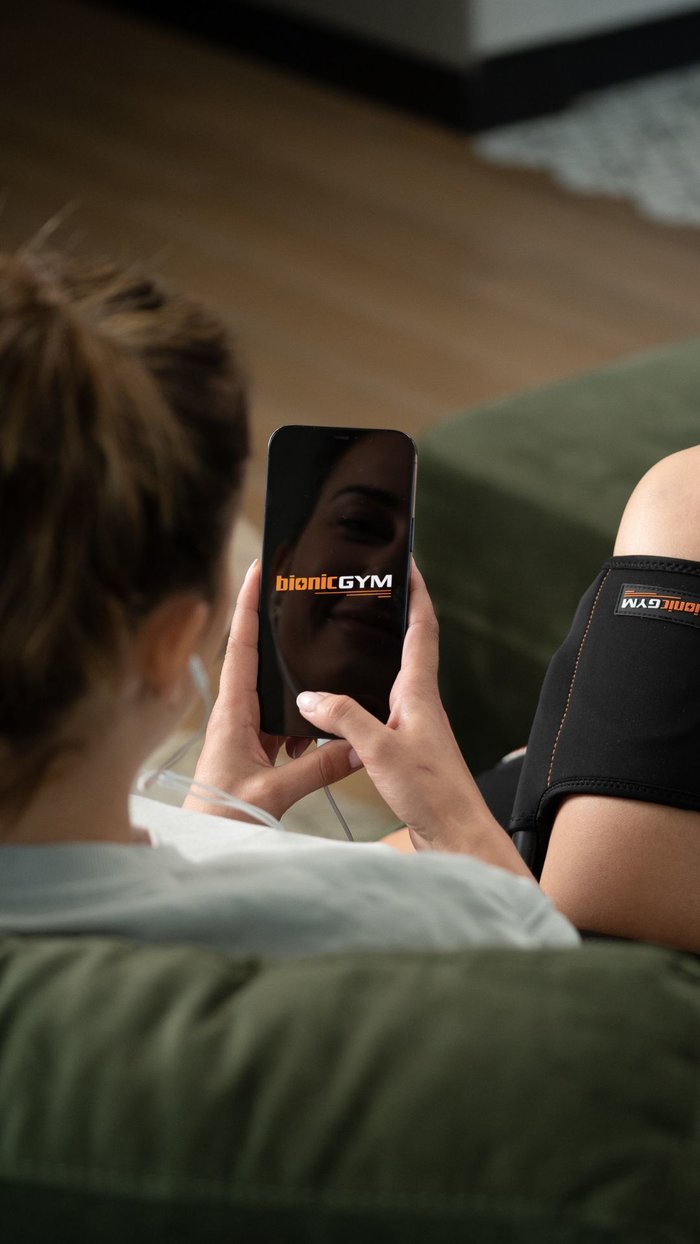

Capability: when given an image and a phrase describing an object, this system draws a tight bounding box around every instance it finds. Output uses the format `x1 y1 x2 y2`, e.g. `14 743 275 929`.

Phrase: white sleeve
129 793 341 861
131 795 580 952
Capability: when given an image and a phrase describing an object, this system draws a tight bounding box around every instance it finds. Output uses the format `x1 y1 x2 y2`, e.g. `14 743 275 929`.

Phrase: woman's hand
184 560 358 822
297 562 532 877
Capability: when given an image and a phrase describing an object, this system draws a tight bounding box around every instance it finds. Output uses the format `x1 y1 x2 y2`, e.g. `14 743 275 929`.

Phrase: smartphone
258 425 417 737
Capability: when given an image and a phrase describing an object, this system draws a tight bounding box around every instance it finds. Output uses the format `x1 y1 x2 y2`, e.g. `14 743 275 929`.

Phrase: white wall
243 0 470 67
242 1 700 65
470 0 700 55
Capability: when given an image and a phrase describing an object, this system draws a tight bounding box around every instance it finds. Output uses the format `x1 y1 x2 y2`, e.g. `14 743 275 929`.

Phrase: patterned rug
474 65 700 228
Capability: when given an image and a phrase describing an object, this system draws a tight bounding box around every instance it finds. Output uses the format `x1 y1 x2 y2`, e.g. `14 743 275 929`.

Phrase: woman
0 246 573 957
0 248 694 955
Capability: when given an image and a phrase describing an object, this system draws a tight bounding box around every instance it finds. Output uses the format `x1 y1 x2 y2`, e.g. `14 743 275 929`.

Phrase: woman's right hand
297 562 532 878
295 564 532 875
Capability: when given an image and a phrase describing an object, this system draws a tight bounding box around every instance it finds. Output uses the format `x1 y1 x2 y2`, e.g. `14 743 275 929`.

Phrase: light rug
474 64 700 228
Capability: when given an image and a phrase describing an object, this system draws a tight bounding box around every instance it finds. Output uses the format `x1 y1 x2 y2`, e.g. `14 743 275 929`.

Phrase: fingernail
348 748 362 770
297 691 323 712
246 558 259 576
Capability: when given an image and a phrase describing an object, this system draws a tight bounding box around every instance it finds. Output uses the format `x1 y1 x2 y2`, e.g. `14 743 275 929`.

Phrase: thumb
296 690 385 759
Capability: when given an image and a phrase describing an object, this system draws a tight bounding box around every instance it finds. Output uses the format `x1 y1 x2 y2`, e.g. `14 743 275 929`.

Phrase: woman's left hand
183 560 358 821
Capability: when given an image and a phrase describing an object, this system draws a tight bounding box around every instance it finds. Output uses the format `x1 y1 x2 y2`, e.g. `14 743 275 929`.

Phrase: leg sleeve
510 555 700 878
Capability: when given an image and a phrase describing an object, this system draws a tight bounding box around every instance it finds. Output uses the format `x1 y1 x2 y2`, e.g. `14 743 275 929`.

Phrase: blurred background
3 0 700 834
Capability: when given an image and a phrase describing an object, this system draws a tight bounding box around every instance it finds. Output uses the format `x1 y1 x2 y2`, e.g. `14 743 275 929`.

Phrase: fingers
217 559 261 708
286 737 312 760
260 733 283 764
274 737 362 808
297 690 386 760
400 560 440 691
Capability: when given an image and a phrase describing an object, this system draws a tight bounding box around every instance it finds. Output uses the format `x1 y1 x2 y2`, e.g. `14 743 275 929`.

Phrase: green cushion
415 339 700 771
1 936 699 1241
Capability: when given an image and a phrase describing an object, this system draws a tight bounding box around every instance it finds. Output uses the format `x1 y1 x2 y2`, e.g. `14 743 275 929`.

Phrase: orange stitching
546 569 611 788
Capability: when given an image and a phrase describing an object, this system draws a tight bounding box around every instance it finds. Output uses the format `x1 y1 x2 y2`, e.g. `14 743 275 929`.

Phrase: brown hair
0 249 249 815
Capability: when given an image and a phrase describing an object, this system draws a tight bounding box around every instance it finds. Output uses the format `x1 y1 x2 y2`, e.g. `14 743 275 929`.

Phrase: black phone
257 425 417 737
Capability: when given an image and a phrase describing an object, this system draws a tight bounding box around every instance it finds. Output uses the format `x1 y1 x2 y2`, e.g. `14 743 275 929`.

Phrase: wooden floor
4 1 700 834
3 0 700 529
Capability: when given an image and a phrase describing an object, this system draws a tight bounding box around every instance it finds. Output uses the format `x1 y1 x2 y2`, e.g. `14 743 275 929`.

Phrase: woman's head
0 248 249 815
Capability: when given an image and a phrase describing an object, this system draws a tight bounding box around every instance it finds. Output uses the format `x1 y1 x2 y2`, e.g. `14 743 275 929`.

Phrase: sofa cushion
1 936 699 1241
415 339 700 770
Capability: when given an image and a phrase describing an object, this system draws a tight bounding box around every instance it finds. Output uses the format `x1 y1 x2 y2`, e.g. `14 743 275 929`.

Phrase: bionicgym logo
275 573 392 596
615 583 700 626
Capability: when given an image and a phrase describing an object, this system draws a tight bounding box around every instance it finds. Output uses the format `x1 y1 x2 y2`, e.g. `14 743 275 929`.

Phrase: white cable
135 767 284 830
322 782 354 842
135 654 284 831
316 737 354 841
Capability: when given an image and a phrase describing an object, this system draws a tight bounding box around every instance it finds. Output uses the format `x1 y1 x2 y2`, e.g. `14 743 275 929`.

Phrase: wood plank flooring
3 1 700 523
3 0 700 833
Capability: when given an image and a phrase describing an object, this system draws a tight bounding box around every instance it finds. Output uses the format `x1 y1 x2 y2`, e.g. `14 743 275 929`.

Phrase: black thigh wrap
510 555 700 878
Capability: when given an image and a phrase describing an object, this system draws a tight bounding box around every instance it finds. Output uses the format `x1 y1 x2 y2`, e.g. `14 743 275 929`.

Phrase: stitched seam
510 773 700 830
540 777 700 802
607 556 700 577
546 569 611 789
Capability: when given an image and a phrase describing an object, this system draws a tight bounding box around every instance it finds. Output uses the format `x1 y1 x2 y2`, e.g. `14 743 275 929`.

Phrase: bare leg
540 448 700 951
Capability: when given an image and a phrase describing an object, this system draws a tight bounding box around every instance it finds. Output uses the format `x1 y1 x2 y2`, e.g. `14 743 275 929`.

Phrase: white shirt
0 794 580 957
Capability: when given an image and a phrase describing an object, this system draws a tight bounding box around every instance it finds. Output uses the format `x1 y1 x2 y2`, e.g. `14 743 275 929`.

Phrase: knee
614 445 700 561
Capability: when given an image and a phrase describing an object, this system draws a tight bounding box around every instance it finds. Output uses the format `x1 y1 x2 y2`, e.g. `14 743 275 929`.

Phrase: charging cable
317 737 354 841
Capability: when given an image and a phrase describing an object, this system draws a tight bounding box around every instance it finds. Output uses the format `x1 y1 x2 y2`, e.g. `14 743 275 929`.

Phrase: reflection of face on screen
261 430 415 735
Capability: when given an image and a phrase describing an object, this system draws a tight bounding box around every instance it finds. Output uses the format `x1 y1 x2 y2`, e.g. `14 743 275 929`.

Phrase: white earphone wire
135 655 285 831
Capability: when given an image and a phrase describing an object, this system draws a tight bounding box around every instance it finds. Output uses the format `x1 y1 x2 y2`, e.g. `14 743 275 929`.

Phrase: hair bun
0 245 248 823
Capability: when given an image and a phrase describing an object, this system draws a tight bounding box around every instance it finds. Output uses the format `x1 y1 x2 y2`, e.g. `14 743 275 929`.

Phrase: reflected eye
334 508 395 545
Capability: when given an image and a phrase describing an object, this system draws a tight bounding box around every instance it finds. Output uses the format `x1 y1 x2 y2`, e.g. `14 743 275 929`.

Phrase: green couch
3 342 700 1240
1 936 699 1241
415 339 700 772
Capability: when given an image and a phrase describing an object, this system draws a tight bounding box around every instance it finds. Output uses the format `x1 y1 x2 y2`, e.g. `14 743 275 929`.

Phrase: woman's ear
136 594 211 704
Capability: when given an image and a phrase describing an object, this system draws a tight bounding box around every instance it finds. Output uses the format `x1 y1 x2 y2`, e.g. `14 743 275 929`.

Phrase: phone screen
258 425 417 737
